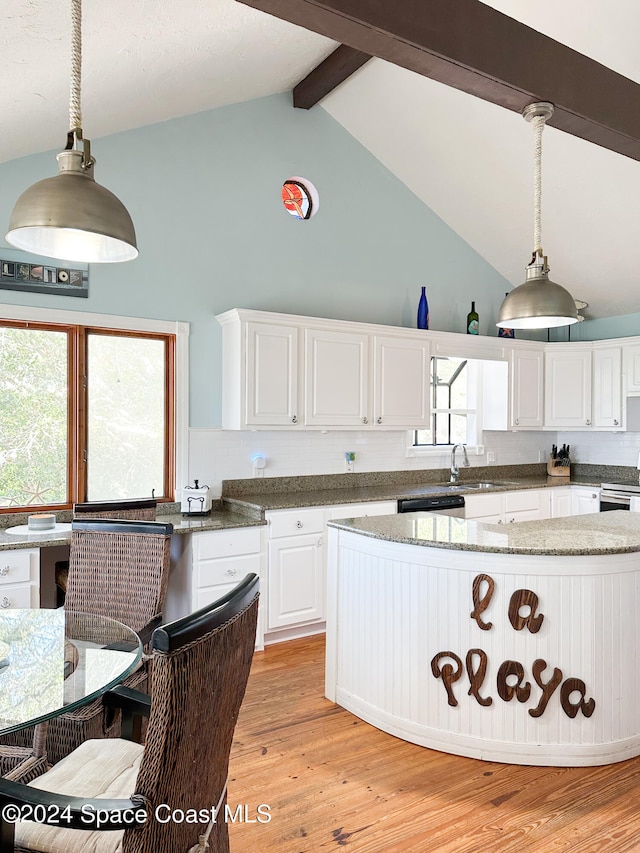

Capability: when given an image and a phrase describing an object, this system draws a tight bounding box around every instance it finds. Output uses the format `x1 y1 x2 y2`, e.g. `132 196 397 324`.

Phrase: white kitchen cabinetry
544 347 592 428
218 314 300 429
623 344 640 394
510 348 544 428
593 346 622 428
0 549 40 609
265 500 397 643
372 336 430 429
266 507 327 636
166 527 265 649
571 487 600 515
304 329 369 427
464 489 551 524
550 487 573 518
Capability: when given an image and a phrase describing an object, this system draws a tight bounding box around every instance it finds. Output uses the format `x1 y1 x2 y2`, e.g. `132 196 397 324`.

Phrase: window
0 320 175 511
414 356 478 448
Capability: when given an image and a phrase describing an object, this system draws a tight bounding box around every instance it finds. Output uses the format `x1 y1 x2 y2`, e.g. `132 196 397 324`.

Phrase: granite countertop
0 509 265 552
328 509 640 556
222 474 600 513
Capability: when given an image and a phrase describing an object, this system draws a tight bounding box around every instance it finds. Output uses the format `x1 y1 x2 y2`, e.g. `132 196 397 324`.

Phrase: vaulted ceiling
4 0 640 321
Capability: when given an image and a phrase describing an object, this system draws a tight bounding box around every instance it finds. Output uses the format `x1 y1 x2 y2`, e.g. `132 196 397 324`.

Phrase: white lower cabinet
571 487 601 515
0 549 39 609
550 487 573 518
464 489 550 524
166 526 265 649
268 533 325 630
265 500 397 644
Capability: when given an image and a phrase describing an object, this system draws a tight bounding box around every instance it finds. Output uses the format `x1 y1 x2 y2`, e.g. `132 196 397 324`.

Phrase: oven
600 482 640 511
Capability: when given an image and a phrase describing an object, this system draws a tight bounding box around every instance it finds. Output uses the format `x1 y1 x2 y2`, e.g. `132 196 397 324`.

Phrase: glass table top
0 609 142 735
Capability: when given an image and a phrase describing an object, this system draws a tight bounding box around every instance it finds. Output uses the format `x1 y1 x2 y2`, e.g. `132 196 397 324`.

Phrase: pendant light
497 102 577 330
6 0 137 263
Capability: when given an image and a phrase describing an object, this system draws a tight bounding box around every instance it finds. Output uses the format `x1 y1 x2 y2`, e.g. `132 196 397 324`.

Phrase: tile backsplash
189 428 554 497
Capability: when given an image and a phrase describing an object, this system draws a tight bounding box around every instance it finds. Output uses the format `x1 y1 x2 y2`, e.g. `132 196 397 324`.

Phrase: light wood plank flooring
228 635 640 852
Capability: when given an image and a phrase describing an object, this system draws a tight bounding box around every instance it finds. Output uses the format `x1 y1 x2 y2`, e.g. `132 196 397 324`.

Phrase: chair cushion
15 738 144 853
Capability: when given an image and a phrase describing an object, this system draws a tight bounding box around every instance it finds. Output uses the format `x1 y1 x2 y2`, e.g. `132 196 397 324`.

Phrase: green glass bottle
467 301 479 335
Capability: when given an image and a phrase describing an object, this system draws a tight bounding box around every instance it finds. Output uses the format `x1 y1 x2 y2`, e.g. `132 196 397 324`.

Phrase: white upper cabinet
544 347 592 428
510 347 544 429
372 335 430 429
623 344 640 394
304 328 369 427
593 346 622 429
246 322 299 426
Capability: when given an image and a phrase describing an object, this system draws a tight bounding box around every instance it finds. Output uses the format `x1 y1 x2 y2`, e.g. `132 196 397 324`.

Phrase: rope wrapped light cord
69 0 82 132
530 111 550 261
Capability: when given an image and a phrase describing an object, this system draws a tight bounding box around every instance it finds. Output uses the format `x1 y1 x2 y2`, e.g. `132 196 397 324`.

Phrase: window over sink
413 356 479 448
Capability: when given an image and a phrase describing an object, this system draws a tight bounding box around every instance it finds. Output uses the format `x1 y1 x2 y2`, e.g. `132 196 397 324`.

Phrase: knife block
547 454 570 477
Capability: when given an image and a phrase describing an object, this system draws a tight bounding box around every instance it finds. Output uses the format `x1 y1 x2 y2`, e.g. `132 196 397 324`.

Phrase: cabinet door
372 335 430 428
510 348 544 428
268 535 325 629
304 329 369 427
571 488 600 515
550 488 573 518
544 349 592 427
593 347 622 428
245 322 299 426
623 344 640 394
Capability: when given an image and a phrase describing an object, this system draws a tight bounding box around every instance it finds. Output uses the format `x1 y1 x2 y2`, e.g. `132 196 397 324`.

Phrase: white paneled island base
325 512 640 766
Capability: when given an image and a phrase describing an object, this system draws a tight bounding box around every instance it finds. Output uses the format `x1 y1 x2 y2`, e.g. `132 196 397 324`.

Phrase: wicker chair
5 518 173 770
0 574 260 853
55 499 157 604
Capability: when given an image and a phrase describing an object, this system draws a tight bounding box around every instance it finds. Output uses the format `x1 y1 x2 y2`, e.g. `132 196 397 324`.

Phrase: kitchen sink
435 481 519 491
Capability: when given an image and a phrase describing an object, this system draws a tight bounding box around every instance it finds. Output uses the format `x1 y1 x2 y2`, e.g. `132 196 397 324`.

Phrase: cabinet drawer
504 489 545 512
464 494 502 519
196 553 262 590
267 508 325 539
0 584 33 609
328 501 397 520
192 527 262 560
0 550 35 586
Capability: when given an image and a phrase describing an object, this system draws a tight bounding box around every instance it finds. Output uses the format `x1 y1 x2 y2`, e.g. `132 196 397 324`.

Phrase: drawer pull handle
377 417 382 424
1 597 10 609
514 418 519 425
291 415 298 424
225 568 237 577
614 419 619 425
0 566 9 577
296 521 303 529
586 418 591 425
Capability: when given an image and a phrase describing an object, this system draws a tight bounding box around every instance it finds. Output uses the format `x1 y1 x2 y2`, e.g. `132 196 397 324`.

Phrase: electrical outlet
345 451 355 473
487 451 496 463
252 454 266 477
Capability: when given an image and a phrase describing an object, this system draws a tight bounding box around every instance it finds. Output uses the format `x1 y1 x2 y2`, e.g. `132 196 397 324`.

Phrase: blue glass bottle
417 286 429 329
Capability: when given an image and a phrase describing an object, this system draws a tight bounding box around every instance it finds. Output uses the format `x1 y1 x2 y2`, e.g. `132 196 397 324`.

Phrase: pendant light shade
497 102 577 330
497 261 578 329
5 0 137 264
7 149 137 263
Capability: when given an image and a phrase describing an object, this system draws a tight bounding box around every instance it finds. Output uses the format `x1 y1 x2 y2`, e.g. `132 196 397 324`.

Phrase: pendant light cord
69 0 82 132
532 112 545 258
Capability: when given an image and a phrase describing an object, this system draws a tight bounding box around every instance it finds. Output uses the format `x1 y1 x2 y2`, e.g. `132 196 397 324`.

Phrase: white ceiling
4 0 640 321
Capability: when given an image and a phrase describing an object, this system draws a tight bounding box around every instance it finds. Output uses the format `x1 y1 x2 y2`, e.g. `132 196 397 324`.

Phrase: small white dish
3 523 72 536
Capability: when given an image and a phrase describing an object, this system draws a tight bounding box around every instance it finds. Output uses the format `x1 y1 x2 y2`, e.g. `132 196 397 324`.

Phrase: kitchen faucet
450 444 470 483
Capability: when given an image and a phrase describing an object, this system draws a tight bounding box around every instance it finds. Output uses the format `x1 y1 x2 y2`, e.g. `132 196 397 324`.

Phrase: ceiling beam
237 0 640 161
293 44 371 109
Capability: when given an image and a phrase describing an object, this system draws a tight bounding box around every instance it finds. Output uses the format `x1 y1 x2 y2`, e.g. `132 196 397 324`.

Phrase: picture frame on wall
0 247 88 298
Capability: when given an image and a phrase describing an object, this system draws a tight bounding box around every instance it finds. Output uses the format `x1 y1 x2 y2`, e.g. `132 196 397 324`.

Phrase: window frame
0 305 187 514
407 355 482 458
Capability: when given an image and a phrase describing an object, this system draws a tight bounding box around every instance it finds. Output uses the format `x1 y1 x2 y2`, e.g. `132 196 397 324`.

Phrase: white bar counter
325 510 640 766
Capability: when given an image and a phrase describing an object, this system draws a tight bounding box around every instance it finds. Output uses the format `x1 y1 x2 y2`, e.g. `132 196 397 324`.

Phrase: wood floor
228 635 640 853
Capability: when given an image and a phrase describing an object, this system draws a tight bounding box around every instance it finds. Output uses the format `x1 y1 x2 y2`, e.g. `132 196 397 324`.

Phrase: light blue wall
552 313 640 342
0 93 512 425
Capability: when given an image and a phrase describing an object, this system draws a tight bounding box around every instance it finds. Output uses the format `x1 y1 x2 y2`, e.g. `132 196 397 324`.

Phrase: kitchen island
325 510 640 766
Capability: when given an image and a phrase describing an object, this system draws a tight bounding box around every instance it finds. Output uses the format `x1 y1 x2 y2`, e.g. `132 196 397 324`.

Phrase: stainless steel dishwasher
397 494 465 517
